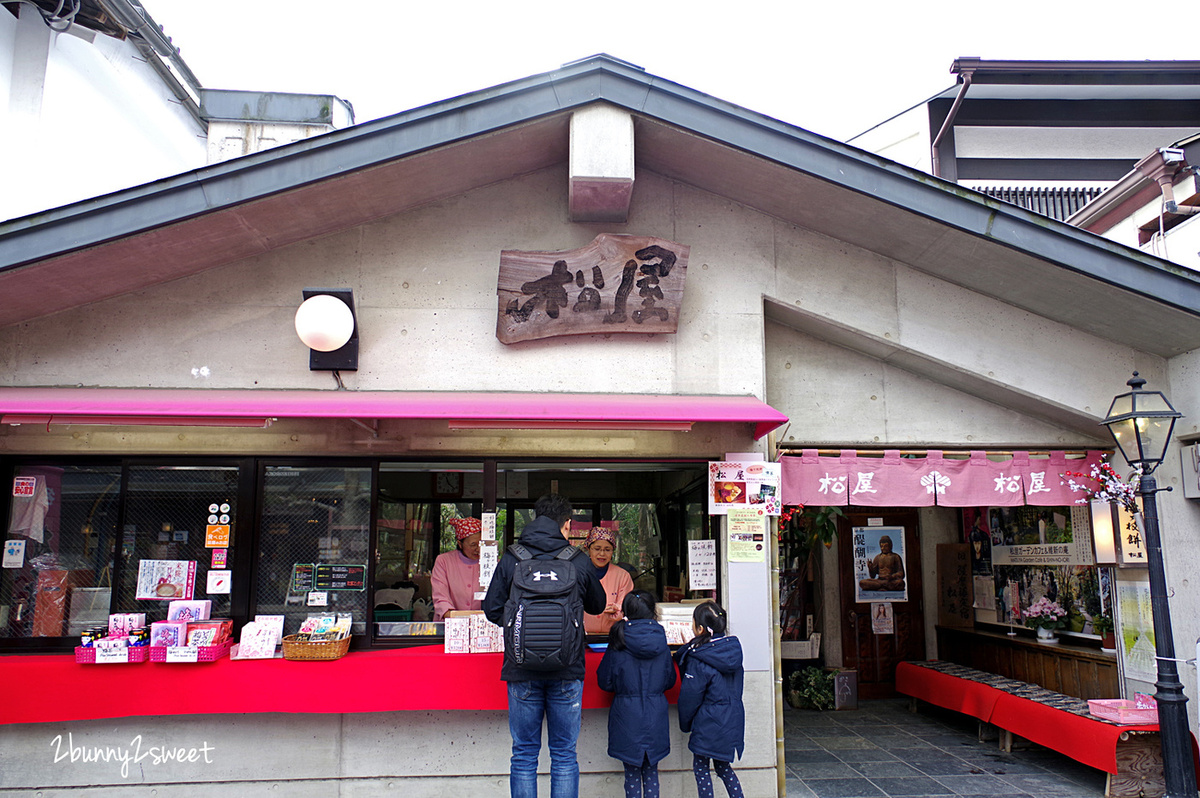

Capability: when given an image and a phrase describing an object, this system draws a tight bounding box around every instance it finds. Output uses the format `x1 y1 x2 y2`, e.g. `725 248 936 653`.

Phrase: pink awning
0 388 788 440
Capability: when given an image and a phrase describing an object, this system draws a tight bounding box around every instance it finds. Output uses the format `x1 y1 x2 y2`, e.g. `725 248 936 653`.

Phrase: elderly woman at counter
431 517 483 621
582 526 635 635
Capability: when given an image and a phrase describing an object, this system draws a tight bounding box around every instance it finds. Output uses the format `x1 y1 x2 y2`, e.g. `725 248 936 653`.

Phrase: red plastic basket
75 645 149 664
148 640 232 663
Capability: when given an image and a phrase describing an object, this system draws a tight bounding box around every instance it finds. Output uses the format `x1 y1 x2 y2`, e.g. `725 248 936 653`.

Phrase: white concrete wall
206 119 338 163
0 676 779 795
0 9 205 222
5 141 1200 792
1097 199 1200 274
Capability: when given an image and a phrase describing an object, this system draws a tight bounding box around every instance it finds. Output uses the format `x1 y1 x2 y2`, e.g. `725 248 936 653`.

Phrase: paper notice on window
478 540 499 594
688 539 717 591
3 539 26 568
726 508 767 562
207 569 232 595
973 576 996 610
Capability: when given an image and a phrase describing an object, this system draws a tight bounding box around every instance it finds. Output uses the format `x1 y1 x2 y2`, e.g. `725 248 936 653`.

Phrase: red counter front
1 646 679 725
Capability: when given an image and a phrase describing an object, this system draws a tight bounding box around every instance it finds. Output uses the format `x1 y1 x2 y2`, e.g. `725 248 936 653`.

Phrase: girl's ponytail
692 600 727 646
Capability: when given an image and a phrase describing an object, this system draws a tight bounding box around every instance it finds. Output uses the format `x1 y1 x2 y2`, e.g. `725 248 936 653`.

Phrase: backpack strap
554 546 580 562
509 543 532 561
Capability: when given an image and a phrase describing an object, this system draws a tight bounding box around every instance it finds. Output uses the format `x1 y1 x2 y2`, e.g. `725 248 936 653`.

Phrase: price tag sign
307 591 328 607
166 645 199 663
96 648 130 664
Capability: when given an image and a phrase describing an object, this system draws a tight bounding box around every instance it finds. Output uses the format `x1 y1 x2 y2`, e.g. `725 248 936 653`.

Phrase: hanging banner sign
782 450 1105 508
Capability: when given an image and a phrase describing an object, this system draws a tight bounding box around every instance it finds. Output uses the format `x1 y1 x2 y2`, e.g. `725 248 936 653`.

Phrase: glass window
603 502 661 592
114 466 240 624
258 466 371 637
2 465 121 639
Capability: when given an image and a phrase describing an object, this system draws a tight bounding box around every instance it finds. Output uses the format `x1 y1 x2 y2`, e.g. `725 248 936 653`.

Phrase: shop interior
1 458 715 650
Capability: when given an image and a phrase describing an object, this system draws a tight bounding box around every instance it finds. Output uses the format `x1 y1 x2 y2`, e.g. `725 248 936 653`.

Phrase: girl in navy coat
675 601 745 798
596 590 677 798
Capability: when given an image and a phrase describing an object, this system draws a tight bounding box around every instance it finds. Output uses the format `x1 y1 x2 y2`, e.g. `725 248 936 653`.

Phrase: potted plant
1024 597 1067 642
1093 612 1116 652
786 666 835 711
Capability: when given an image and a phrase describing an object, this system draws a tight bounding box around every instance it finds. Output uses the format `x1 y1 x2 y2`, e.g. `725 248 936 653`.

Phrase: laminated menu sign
688 540 717 590
708 461 781 516
313 564 366 591
291 564 315 593
135 560 196 600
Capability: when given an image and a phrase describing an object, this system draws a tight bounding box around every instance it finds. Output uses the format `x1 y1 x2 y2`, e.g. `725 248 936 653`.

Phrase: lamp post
1101 372 1195 798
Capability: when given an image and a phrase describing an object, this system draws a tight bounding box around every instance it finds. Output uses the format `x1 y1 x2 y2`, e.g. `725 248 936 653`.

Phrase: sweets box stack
231 615 286 660
444 611 503 654
75 614 151 663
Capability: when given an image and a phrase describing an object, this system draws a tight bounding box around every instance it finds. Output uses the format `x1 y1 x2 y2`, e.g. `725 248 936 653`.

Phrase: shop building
3 55 1200 796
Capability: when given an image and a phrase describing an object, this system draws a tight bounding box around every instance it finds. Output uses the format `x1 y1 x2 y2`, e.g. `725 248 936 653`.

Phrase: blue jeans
507 679 584 798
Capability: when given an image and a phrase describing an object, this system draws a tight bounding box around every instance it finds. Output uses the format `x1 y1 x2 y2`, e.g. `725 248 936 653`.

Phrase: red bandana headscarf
449 517 482 541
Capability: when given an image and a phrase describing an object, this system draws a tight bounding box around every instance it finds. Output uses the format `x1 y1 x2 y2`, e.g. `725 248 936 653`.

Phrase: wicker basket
282 634 351 661
75 645 149 664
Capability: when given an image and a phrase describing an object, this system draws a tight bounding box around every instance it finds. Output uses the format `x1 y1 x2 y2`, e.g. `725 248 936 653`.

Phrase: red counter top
0 646 680 725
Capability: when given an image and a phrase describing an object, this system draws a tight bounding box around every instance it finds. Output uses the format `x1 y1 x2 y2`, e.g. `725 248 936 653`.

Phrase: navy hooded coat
675 634 745 762
596 619 677 766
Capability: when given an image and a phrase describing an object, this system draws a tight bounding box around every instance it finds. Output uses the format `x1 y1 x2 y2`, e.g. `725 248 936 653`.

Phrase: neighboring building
1067 135 1200 272
3 55 1200 796
852 59 1200 221
0 0 353 221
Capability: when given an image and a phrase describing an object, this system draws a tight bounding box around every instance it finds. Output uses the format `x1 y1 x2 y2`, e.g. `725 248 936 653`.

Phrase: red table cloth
895 661 1154 774
0 646 680 725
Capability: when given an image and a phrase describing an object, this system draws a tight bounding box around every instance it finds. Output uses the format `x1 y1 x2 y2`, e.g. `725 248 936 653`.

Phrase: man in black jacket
484 493 605 798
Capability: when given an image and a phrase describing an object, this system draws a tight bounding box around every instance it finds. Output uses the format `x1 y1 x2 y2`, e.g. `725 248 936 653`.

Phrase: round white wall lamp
295 289 358 371
295 294 354 351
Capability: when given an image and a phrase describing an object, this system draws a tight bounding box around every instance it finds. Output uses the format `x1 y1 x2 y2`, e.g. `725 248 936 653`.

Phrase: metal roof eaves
0 59 660 272
2 54 1197 320
625 91 1200 317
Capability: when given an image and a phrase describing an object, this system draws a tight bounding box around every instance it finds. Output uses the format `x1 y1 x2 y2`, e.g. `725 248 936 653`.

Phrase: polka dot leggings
622 756 659 798
692 754 743 798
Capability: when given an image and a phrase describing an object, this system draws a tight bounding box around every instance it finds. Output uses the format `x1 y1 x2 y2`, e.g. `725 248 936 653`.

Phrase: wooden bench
896 661 1173 798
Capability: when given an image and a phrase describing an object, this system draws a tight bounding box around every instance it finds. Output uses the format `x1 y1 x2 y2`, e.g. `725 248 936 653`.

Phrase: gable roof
3 54 1199 356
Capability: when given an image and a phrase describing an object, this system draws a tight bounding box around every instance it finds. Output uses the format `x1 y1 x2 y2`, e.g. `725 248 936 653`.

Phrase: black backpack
503 544 585 671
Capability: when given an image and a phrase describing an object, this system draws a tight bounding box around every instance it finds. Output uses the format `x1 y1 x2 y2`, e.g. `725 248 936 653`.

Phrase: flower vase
1036 626 1058 643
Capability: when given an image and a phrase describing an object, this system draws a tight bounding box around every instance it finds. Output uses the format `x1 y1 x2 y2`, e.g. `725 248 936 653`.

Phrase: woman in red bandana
431 517 483 621
583 527 635 635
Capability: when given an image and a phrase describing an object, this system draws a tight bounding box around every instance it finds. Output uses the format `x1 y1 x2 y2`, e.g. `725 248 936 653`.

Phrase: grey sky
146 1 1197 142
